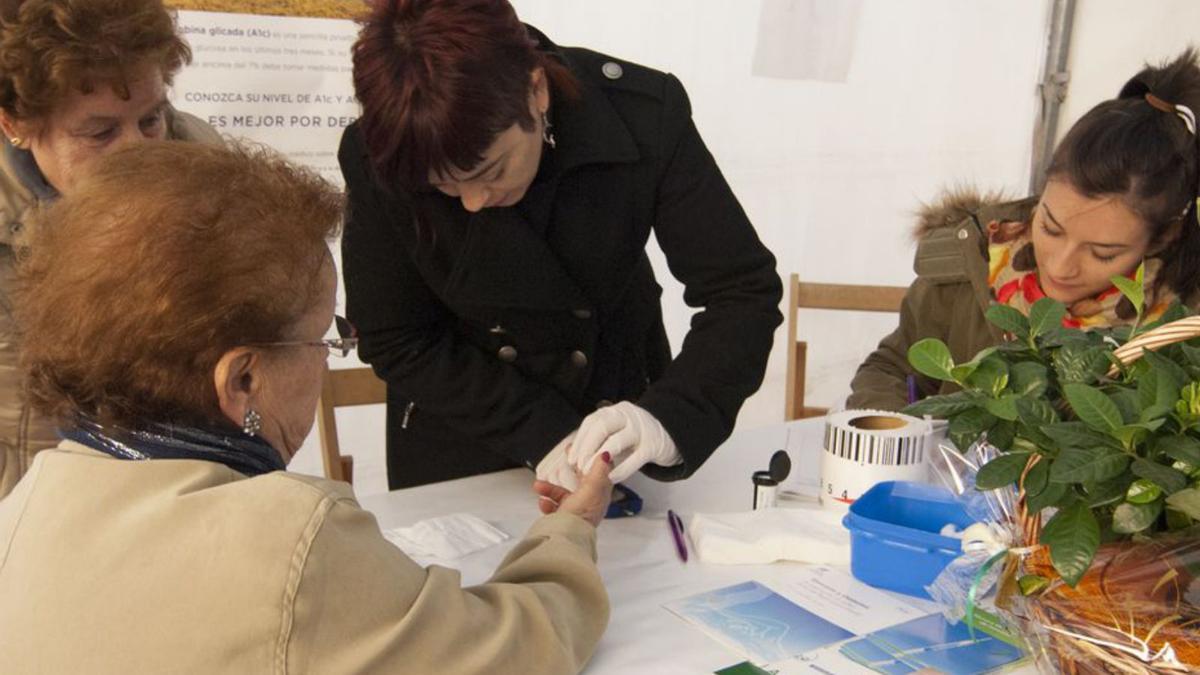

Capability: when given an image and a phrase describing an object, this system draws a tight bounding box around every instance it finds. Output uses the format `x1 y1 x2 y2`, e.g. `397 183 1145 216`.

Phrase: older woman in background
0 0 219 496
0 142 611 675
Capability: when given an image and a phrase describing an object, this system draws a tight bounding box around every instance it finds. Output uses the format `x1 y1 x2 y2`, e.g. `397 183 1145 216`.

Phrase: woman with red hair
341 0 782 490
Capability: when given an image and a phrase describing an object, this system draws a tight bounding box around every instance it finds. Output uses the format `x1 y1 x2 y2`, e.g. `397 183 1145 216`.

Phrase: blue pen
906 373 919 405
667 509 688 563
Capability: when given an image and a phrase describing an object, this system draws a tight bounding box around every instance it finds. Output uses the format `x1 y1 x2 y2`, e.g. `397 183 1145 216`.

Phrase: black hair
1048 48 1200 301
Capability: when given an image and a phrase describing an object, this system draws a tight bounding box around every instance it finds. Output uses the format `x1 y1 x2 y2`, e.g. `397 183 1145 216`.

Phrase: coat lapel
418 194 588 311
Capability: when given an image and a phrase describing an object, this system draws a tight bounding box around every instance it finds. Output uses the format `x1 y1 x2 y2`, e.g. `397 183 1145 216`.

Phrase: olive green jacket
0 110 222 498
847 192 1037 411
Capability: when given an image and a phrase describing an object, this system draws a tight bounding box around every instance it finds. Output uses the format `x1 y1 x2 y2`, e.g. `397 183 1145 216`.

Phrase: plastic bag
924 434 1200 673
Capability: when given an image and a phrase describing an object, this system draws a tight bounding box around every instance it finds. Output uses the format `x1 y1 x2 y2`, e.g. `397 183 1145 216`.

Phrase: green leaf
1166 488 1200 520
908 339 956 382
960 353 1007 394
1111 272 1145 318
1023 457 1050 496
1040 421 1123 452
1109 388 1141 426
986 419 1017 452
1009 361 1050 398
1084 475 1134 508
976 452 1032 490
1050 448 1130 484
1015 397 1058 447
1112 500 1162 534
1027 481 1071 511
985 304 1030 339
1166 507 1194 530
902 392 978 419
1041 502 1100 587
1137 367 1159 409
1158 435 1200 466
1142 350 1190 406
1054 345 1110 385
1028 298 1067 338
1126 478 1163 504
1138 403 1174 425
1131 458 1189 494
982 394 1020 421
1063 383 1124 433
1112 420 1165 449
949 407 996 451
1180 342 1200 369
1016 397 1058 426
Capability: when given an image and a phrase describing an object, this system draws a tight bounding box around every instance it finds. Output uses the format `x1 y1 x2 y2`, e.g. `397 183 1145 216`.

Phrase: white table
356 418 1017 674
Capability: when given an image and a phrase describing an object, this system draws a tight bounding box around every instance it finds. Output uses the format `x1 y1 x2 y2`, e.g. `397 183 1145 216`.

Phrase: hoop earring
243 409 262 436
541 111 556 149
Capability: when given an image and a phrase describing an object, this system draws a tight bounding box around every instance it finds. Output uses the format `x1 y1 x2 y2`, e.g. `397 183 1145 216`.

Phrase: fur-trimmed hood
912 187 1035 240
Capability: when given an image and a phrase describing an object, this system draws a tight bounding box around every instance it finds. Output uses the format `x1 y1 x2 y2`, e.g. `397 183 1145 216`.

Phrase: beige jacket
0 110 222 497
0 441 609 674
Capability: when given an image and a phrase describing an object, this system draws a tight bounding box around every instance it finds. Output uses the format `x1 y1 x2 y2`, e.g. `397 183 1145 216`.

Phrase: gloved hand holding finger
534 430 579 491
566 401 682 484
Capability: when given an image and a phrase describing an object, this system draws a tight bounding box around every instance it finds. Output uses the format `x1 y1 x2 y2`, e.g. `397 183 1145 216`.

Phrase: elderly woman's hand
533 452 613 527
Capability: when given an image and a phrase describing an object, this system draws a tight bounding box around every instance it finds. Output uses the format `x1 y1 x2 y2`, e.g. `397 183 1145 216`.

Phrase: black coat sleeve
636 75 784 480
338 130 582 468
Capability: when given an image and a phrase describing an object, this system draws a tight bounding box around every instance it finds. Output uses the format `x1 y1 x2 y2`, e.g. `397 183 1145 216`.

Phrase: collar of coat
912 187 1037 241
529 24 640 175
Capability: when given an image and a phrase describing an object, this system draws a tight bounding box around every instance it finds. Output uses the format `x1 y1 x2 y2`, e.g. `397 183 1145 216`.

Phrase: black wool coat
339 34 782 489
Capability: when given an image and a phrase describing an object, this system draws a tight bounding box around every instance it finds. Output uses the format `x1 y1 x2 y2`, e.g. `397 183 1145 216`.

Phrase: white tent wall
1056 0 1200 144
281 1 1191 495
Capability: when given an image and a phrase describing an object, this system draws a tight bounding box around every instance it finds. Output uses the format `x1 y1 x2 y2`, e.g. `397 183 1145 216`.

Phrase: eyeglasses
252 315 359 357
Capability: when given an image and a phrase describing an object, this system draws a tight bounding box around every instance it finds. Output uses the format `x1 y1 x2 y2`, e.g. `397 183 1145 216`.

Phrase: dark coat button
572 309 593 320
569 350 588 368
498 345 518 362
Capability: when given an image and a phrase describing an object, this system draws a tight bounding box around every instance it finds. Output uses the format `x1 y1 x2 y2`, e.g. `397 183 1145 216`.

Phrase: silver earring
541 111 556 149
242 409 262 436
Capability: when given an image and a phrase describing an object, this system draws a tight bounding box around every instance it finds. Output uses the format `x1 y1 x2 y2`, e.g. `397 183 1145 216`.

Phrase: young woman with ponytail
850 49 1200 411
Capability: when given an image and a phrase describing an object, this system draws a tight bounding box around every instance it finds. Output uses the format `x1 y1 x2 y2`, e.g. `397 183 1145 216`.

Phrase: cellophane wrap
925 436 1200 673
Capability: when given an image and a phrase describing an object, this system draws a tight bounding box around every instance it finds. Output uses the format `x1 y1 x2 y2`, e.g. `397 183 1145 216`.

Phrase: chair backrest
315 365 387 484
785 273 907 420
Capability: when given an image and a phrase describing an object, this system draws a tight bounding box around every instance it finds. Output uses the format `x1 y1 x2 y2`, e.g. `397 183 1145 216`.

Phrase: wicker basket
1015 317 1200 673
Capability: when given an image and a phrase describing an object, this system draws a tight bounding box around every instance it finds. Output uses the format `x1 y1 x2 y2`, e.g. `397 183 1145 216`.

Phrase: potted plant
903 267 1200 672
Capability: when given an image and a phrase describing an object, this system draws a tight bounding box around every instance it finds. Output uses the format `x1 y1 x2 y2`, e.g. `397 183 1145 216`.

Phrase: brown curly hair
16 141 343 431
0 0 191 122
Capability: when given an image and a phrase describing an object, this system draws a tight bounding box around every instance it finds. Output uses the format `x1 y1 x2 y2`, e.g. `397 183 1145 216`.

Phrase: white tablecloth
357 418 1023 674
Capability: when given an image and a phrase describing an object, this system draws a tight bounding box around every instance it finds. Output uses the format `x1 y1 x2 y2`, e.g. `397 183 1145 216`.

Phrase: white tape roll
820 409 931 511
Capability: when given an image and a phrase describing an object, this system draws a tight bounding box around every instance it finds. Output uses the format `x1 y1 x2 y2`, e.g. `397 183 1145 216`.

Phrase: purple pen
667 509 688 563
906 373 919 405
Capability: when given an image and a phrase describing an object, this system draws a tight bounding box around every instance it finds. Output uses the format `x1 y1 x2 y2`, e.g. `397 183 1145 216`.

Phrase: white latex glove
567 401 681 484
535 431 580 491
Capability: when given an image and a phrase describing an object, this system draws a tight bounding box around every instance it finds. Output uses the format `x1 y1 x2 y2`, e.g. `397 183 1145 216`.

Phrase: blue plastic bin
842 481 975 599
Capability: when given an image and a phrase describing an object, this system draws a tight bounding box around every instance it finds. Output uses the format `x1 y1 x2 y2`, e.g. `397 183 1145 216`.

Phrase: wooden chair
315 365 387 484
785 273 908 420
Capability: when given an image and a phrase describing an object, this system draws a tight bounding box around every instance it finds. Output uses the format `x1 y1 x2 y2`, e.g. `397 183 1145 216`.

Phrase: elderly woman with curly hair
0 0 219 496
0 141 612 674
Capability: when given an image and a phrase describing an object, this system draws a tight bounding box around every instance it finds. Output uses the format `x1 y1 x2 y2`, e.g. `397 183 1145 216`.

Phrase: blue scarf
61 417 285 478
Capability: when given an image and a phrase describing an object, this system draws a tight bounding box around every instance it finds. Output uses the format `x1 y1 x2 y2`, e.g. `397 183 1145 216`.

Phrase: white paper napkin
688 505 850 565
382 513 510 560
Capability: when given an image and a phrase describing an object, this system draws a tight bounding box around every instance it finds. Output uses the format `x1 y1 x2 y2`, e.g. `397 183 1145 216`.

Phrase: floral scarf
985 220 1176 329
